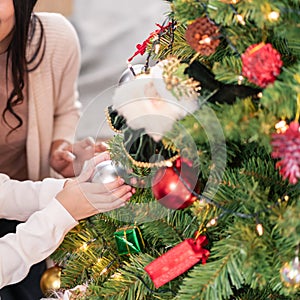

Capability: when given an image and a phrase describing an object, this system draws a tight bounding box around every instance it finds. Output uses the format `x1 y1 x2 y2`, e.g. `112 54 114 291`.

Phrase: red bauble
151 157 200 209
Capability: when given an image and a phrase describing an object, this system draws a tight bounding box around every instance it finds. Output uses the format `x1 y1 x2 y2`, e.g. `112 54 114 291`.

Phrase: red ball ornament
151 157 200 210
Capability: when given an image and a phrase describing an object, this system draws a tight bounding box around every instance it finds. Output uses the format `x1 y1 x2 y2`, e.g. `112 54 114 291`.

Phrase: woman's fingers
77 152 111 182
80 181 134 212
92 151 110 165
88 191 132 212
72 137 95 150
107 184 133 200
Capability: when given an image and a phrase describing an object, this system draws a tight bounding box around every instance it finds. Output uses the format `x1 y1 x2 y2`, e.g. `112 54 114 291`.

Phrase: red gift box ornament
144 235 210 288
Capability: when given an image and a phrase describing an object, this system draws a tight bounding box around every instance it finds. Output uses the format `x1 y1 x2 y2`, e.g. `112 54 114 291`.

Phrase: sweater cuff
44 199 78 233
38 178 67 209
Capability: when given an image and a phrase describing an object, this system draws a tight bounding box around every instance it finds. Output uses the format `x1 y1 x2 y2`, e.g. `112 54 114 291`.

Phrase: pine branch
177 239 246 300
97 254 174 300
142 209 198 251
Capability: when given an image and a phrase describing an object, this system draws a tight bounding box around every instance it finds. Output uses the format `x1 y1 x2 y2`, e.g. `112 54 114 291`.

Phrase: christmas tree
47 1 300 299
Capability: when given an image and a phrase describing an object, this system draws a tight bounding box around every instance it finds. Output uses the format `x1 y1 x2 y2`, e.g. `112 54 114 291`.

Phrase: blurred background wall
35 0 169 140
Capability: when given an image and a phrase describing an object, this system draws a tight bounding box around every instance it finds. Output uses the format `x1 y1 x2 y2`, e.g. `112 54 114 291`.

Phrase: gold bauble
40 266 62 296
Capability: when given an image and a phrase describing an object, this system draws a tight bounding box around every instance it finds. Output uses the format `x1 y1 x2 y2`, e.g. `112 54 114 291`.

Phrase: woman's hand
55 152 134 220
50 137 108 177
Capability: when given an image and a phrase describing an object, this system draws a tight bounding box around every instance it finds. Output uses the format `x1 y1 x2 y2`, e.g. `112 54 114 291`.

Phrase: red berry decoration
151 157 200 209
271 121 300 184
241 43 283 88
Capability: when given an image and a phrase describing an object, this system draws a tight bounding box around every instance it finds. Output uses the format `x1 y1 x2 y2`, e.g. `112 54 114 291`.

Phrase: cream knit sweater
26 12 81 180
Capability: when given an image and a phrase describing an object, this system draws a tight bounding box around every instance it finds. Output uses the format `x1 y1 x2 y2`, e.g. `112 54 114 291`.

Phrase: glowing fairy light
154 43 161 54
256 223 264 236
206 217 218 228
275 120 288 133
238 75 244 85
80 243 88 251
236 14 245 25
268 11 280 21
79 238 96 251
199 35 212 45
100 267 108 276
165 160 174 167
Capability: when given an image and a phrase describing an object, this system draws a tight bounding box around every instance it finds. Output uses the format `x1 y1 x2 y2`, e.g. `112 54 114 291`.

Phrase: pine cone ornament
185 17 220 56
271 121 300 184
241 43 283 88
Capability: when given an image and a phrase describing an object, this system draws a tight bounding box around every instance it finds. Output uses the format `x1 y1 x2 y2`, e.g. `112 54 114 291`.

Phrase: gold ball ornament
40 266 62 296
280 257 300 288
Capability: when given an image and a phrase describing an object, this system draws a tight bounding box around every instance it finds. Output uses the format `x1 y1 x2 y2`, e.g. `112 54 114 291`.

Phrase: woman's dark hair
4 0 45 134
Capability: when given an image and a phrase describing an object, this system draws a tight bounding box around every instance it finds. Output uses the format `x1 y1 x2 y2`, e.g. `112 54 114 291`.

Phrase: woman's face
0 0 15 43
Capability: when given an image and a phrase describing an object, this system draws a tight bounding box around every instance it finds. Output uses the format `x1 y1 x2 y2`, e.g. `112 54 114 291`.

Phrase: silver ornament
280 257 300 287
118 64 145 85
91 160 127 184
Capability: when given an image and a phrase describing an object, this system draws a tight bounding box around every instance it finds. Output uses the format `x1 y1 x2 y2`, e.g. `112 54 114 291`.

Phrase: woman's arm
0 173 66 221
0 153 134 288
0 198 77 288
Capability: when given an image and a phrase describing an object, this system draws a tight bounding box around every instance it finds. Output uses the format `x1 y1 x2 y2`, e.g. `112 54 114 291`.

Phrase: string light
97 258 103 264
238 75 244 85
236 14 245 25
80 243 88 251
199 35 212 45
155 44 161 54
268 11 280 21
79 238 97 251
206 217 218 227
229 4 245 25
100 267 108 276
100 259 117 276
111 272 122 280
257 92 263 98
275 120 288 133
165 160 174 167
150 35 161 55
256 223 264 236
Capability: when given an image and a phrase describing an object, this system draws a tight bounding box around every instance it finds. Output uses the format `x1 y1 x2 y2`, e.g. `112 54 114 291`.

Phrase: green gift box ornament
114 225 145 255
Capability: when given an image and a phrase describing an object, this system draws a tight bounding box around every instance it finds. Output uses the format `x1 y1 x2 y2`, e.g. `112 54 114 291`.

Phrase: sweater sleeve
47 13 82 143
0 198 78 288
0 173 66 221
